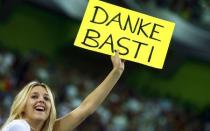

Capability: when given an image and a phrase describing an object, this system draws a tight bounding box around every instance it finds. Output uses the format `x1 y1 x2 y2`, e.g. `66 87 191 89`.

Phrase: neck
25 119 45 131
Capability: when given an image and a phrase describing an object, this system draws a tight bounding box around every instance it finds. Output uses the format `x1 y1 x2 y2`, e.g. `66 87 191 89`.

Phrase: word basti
81 6 164 62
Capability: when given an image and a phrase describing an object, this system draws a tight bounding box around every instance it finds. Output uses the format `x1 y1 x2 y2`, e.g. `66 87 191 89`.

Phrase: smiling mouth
34 106 45 112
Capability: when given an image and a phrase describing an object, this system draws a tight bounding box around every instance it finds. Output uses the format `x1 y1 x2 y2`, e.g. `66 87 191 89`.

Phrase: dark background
0 0 210 130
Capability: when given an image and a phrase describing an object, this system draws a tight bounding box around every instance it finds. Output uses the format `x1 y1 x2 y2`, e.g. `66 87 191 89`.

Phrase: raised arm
53 51 125 131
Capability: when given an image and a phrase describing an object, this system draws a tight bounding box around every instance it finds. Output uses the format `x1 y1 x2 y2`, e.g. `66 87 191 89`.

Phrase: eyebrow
31 92 49 96
44 94 49 97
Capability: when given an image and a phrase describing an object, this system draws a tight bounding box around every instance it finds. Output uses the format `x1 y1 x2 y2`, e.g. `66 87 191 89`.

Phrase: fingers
114 50 119 56
113 50 126 63
111 50 118 60
111 50 125 71
115 50 123 61
114 50 123 58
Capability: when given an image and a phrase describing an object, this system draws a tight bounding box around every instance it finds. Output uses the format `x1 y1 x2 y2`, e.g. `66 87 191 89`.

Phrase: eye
31 95 38 99
44 96 50 101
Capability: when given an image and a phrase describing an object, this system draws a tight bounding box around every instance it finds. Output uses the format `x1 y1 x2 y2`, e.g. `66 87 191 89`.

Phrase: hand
111 50 125 73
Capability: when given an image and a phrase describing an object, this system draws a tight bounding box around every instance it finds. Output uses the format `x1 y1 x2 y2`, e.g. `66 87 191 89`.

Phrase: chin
33 115 48 121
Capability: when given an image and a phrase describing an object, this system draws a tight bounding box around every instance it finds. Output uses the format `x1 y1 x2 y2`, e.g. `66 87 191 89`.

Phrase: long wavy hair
1 81 57 131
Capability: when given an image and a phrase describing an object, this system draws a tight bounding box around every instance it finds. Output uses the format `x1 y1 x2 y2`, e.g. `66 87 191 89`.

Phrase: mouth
34 105 46 112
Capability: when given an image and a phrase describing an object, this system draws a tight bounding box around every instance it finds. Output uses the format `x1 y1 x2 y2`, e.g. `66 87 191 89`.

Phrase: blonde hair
1 81 57 131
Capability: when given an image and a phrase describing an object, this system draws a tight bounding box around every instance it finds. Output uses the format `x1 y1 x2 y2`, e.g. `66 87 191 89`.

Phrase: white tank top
2 119 30 131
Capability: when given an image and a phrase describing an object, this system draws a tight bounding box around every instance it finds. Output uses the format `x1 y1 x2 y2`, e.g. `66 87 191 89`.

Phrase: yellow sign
74 0 175 69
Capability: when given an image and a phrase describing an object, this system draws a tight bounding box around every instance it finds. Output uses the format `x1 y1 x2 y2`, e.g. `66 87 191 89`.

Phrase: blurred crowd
1 46 210 131
132 0 210 28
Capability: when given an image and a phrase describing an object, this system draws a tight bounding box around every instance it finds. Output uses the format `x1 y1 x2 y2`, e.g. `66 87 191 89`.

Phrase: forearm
80 68 123 114
54 51 125 131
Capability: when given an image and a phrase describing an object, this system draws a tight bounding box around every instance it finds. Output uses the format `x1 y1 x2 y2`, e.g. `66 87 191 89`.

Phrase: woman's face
23 86 51 122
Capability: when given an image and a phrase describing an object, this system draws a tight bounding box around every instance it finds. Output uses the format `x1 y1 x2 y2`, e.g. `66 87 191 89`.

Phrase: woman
1 51 125 131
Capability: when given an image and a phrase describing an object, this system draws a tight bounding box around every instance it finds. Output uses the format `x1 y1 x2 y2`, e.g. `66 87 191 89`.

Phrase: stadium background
0 0 210 130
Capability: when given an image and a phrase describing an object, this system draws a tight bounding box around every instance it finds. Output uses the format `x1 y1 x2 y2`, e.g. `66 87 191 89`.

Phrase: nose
36 99 46 107
37 97 45 103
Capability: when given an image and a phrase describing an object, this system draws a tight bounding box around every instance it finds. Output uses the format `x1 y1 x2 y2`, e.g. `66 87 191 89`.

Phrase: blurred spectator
1 46 210 131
